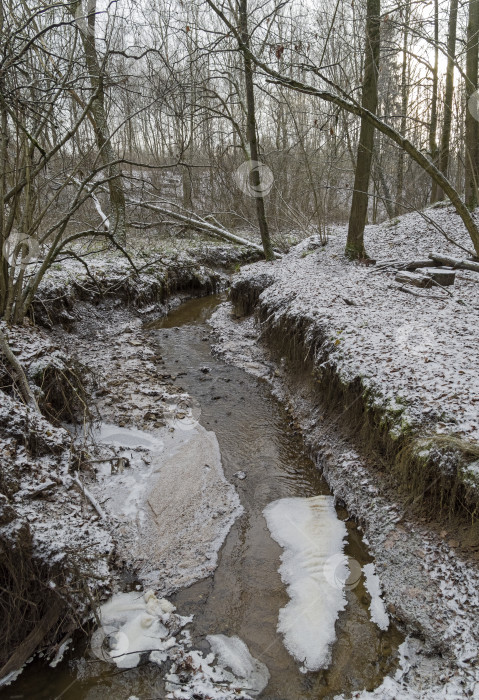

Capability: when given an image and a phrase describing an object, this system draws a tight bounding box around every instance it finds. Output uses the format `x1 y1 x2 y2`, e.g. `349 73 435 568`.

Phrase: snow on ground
263 495 348 672
334 636 478 699
53 305 243 592
209 288 479 698
0 323 113 633
232 205 479 451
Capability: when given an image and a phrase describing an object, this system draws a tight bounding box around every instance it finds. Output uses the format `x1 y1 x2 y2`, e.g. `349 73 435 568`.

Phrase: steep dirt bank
210 302 479 698
208 208 479 697
229 207 479 526
0 246 247 682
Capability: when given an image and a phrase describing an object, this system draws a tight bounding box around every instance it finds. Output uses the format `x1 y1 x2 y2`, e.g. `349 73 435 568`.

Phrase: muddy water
148 295 402 699
3 295 402 700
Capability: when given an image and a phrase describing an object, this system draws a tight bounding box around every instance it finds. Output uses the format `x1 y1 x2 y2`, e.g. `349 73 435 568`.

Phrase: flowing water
3 295 402 700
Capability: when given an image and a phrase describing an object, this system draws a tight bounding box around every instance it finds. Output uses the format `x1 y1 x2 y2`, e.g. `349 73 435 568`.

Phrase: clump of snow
92 589 187 669
206 634 270 694
263 495 348 671
49 638 72 668
93 590 265 699
363 563 389 631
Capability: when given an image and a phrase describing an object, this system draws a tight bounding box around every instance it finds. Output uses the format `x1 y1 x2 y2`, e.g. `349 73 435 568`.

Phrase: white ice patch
49 637 71 668
92 589 184 669
206 634 270 695
363 563 389 631
93 591 261 699
263 495 348 671
94 422 163 451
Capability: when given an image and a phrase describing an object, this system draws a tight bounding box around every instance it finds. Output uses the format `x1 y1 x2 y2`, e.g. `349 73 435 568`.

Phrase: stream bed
149 296 402 699
3 295 402 700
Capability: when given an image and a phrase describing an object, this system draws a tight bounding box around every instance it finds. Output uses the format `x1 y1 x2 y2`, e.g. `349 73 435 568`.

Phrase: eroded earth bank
1 221 478 699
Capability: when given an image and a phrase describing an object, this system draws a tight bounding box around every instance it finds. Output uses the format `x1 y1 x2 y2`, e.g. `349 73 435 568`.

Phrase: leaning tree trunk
435 0 458 202
238 0 275 261
346 0 380 259
395 0 411 216
71 0 126 241
429 0 439 203
465 0 479 209
205 0 479 257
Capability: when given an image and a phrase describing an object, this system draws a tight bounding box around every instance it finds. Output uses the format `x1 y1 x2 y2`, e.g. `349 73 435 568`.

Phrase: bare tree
345 0 381 259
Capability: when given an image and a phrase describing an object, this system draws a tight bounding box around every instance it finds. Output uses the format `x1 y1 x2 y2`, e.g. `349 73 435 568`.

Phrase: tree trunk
346 0 380 259
435 0 458 201
395 0 411 216
204 0 479 255
71 0 126 241
429 0 439 203
465 0 479 209
238 0 275 261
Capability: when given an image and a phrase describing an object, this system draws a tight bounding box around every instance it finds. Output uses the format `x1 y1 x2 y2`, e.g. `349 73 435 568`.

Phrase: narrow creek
3 294 402 700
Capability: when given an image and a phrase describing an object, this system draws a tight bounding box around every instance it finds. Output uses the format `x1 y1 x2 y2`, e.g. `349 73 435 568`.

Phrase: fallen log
429 252 479 273
395 271 433 288
134 201 282 259
421 267 456 286
402 259 435 270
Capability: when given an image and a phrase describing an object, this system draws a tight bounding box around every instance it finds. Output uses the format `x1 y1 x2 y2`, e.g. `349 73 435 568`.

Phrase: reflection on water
4 294 402 700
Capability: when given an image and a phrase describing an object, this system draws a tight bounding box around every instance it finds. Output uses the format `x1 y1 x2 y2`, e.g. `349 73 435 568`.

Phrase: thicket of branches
1 0 479 321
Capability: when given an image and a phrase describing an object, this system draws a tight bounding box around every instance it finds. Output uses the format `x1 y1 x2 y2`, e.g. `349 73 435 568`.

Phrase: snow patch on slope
263 495 348 671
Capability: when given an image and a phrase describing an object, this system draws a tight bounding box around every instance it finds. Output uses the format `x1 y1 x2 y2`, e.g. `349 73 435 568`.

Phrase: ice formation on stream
94 422 164 451
93 590 267 699
263 495 348 671
363 563 389 631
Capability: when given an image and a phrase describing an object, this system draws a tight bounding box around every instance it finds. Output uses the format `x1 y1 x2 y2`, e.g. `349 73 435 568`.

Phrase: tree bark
346 0 380 259
429 0 439 202
0 328 39 411
435 0 458 201
71 0 126 241
238 0 275 261
395 0 411 215
465 0 479 209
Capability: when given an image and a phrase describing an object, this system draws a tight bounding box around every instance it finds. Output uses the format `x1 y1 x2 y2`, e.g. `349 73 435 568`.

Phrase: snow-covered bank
0 247 245 682
230 205 479 519
33 243 258 328
208 208 479 697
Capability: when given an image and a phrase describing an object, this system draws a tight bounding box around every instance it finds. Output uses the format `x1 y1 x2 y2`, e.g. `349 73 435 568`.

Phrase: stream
3 295 402 700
